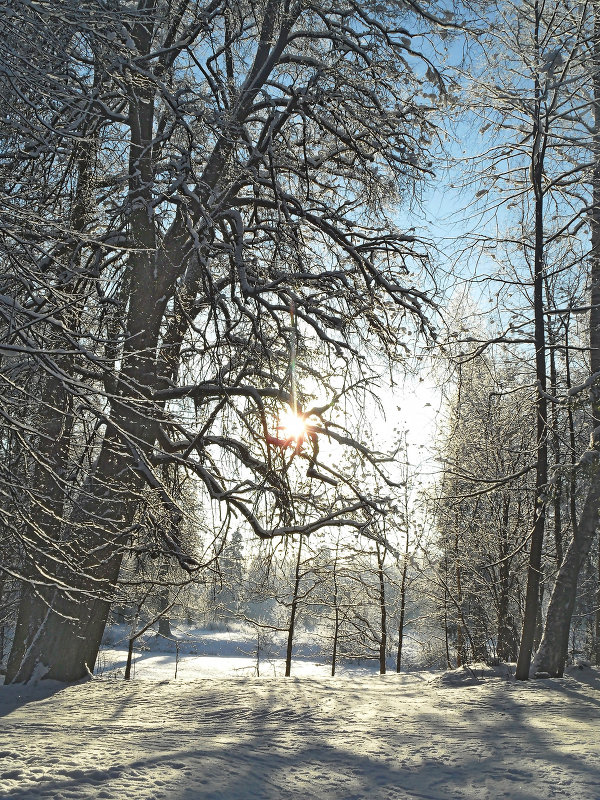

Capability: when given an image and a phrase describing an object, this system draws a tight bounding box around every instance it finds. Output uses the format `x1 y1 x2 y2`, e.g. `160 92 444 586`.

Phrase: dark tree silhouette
0 0 439 682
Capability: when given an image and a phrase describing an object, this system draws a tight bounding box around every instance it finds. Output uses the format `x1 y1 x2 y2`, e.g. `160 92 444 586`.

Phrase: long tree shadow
2 676 600 800
1 725 510 800
368 678 600 799
159 697 550 800
0 679 76 719
561 665 600 694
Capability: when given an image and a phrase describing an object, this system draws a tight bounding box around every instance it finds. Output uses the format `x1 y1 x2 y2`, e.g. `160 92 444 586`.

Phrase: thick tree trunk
6 276 167 681
533 482 600 676
6 429 138 682
6 11 169 680
5 374 74 682
593 11 600 669
5 125 100 684
534 8 600 678
516 29 548 678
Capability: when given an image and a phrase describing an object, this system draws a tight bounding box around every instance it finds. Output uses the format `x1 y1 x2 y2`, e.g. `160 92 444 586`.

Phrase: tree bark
376 544 387 674
6 8 170 682
497 497 516 661
533 6 600 678
593 10 600 668
5 121 99 684
396 549 409 673
516 12 549 678
533 482 600 676
454 529 465 668
331 545 341 677
285 536 303 677
546 321 563 566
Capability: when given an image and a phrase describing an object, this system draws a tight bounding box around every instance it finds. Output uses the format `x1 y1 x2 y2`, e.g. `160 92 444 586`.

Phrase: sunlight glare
278 409 307 441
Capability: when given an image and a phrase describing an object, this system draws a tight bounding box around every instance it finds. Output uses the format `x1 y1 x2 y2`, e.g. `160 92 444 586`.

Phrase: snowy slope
1 664 599 800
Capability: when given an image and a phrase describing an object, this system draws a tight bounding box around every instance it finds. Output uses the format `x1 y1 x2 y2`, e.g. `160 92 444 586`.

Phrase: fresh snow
1 649 600 800
94 623 379 680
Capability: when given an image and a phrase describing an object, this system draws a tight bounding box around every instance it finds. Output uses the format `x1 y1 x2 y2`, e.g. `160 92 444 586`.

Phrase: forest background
0 0 599 686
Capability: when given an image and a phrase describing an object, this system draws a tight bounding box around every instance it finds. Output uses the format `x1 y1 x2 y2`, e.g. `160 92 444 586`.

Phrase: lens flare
278 409 306 441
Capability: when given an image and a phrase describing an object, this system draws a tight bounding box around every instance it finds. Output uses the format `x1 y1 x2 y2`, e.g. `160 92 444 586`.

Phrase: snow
95 623 372 680
1 644 600 800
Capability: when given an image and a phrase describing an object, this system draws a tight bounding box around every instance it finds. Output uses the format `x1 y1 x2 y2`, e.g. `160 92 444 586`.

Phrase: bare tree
430 349 535 666
526 3 600 678
0 0 444 683
442 0 594 678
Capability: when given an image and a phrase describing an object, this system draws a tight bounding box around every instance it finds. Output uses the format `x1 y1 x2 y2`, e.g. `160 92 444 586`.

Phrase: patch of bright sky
376 369 442 486
378 17 543 473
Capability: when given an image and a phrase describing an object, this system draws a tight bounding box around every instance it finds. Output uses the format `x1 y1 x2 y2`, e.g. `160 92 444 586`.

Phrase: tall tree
446 0 593 677
532 37 600 672
527 2 600 678
431 349 533 665
1 0 441 682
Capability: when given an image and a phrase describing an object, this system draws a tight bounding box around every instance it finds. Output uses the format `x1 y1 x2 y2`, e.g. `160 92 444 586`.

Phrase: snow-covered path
1 668 599 800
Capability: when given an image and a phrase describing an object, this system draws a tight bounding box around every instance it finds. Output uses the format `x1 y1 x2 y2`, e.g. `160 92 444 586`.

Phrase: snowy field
1 632 600 800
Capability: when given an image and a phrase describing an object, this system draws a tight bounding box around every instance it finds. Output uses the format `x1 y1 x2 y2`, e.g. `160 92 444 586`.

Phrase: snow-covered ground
94 622 380 680
1 636 600 800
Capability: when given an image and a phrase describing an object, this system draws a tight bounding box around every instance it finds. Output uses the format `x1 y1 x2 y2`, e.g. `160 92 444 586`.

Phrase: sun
278 409 307 442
